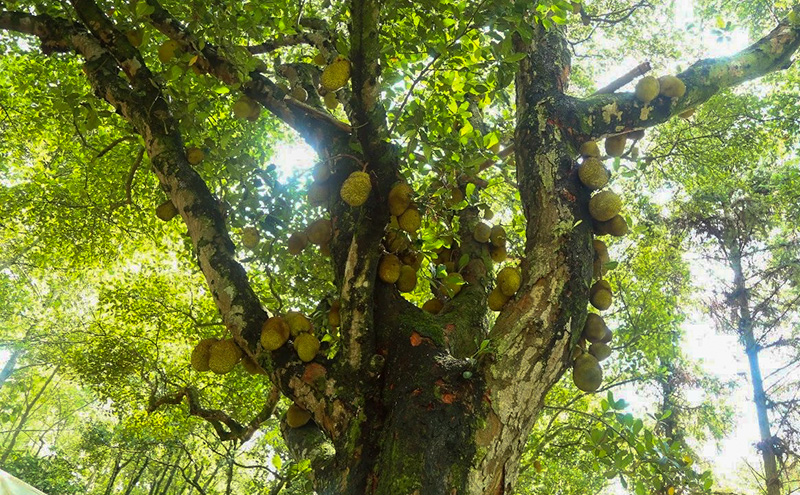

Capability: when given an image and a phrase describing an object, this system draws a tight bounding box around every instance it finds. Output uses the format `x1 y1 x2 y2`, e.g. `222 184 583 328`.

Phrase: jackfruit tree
1 0 800 493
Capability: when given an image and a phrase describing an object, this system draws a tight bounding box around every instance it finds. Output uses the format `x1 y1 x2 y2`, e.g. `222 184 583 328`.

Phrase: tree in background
0 0 799 493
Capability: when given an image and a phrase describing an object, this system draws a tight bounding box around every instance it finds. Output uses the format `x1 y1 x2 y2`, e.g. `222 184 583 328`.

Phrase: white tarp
0 470 47 495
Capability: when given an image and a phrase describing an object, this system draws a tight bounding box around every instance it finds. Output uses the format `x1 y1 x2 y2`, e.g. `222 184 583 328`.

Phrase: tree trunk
0 366 59 465
102 452 125 495
122 457 150 495
731 250 781 495
0 348 21 391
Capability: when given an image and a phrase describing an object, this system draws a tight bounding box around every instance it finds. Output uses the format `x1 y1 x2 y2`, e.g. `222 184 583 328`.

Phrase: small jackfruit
294 332 320 362
323 92 339 110
572 353 603 392
321 57 351 91
241 227 260 249
291 86 308 102
288 232 309 255
497 266 522 297
444 272 465 297
190 338 218 372
156 200 178 221
398 207 421 233
488 287 510 311
490 225 507 247
241 355 266 375
583 313 607 342
589 342 612 361
186 147 205 165
422 298 444 314
396 265 417 293
490 244 507 263
285 311 312 337
313 53 326 65
580 141 601 157
447 187 465 208
659 75 686 98
589 279 611 298
260 316 290 351
600 215 629 237
473 222 491 243
379 254 403 283
233 97 257 119
600 327 613 343
590 289 613 311
157 40 180 63
307 219 332 245
286 404 312 428
589 191 622 222
635 75 660 103
388 183 413 216
605 134 627 157
208 338 243 374
578 157 609 190
340 171 372 207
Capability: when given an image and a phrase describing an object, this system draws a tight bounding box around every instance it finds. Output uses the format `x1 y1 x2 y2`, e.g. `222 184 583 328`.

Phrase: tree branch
568 11 800 140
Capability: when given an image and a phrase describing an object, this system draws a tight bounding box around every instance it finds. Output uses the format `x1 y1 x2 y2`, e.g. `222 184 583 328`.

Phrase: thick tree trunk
731 250 781 495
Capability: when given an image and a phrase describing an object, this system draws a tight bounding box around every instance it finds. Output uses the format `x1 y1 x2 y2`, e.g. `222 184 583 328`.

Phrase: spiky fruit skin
307 219 332 245
605 134 627 157
288 232 308 255
286 404 312 428
590 289 613 311
190 338 218 372
308 182 330 206
578 157 609 190
241 227 260 249
379 254 402 283
398 207 421 233
340 171 372 207
583 313 607 342
601 215 629 237
232 97 256 119
635 75 660 103
589 191 622 222
490 245 507 262
589 342 612 361
580 141 601 157
186 147 205 165
497 267 522 297
294 332 320 362
323 92 339 110
489 226 506 247
422 298 444 314
158 40 180 63
156 200 178 221
488 287 510 311
208 339 243 374
388 183 413 216
659 75 686 98
473 223 491 243
396 265 417 293
260 317 290 351
285 312 312 337
572 354 603 392
321 57 351 91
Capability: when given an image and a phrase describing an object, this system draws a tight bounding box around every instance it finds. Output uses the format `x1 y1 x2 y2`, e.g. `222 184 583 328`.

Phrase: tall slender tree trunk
0 348 21 391
102 452 126 495
0 366 59 465
731 249 781 495
123 457 150 495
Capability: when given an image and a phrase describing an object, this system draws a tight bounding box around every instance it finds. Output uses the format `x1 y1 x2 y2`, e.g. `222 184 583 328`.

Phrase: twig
94 135 136 160
592 61 652 95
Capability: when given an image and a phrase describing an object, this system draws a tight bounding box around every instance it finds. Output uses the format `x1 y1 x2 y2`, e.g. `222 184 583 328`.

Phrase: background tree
0 0 799 494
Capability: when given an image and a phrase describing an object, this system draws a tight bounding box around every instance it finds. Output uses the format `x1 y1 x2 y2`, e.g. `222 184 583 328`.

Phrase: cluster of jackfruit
231 96 261 121
375 182 425 294
191 337 251 375
634 74 687 104
286 218 332 257
259 312 321 363
572 311 614 392
472 223 508 262
378 252 420 293
578 140 629 238
488 266 522 311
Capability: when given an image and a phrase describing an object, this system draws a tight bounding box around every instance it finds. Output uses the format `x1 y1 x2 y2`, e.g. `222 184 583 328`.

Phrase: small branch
110 146 144 210
94 135 137 160
591 61 652 95
247 31 326 54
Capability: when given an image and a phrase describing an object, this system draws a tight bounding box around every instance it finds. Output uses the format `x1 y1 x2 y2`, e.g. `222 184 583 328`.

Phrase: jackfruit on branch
572 353 603 392
578 157 609 190
589 190 622 222
388 182 413 216
308 182 330 206
497 266 522 297
396 265 417 293
241 355 266 375
490 244 507 262
260 316 290 351
208 338 243 374
590 286 613 311
186 147 205 165
422 298 444 314
582 313 607 342
287 232 309 255
232 96 258 120
635 75 660 103
490 225 507 247
488 286 510 311
398 207 421 233
599 215 629 237
340 171 372 207
286 404 312 428
473 222 491 243
659 75 686 98
323 92 339 110
285 311 312 337
241 227 260 249
605 134 627 157
379 254 403 283
190 338 218 372
328 300 341 328
156 200 178 221
307 219 332 245
580 141 601 157
589 342 612 361
294 332 320 362
321 57 351 91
